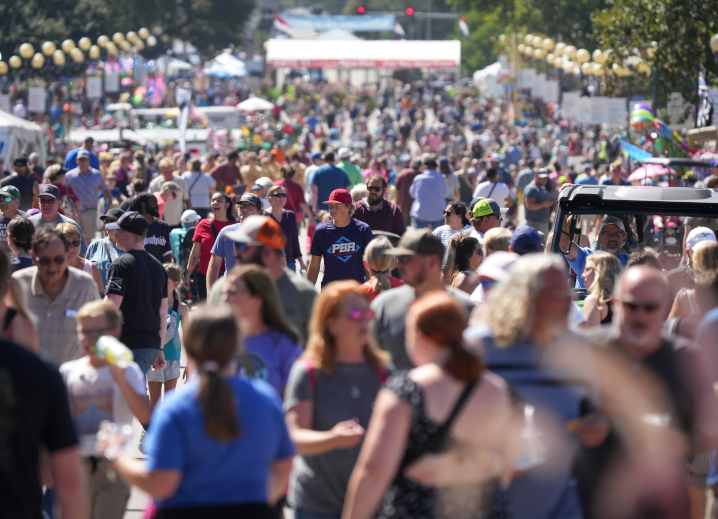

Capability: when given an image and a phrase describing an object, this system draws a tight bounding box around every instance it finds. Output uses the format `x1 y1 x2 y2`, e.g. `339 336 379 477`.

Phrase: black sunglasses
443 210 455 216
270 193 287 198
618 299 661 313
367 186 383 192
65 238 82 248
36 254 66 266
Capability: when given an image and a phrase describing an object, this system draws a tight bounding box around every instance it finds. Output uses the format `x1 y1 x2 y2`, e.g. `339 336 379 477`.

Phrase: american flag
207 125 237 155
189 104 209 125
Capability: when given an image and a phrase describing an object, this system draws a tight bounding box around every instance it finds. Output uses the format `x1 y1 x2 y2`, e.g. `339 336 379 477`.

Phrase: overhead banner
280 14 395 32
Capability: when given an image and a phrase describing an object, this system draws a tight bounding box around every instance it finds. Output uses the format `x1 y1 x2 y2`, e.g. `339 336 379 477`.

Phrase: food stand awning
266 39 461 69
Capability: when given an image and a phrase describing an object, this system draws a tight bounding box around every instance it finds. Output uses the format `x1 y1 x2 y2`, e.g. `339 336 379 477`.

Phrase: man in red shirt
209 151 243 195
393 156 422 228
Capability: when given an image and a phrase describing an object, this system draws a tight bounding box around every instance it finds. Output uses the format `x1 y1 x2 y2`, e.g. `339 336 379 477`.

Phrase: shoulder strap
487 182 497 198
188 172 202 192
4 308 17 331
303 358 317 393
172 297 179 313
210 218 219 238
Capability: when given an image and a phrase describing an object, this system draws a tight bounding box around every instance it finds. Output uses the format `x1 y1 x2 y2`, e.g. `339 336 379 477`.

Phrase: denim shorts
147 360 181 383
132 348 161 376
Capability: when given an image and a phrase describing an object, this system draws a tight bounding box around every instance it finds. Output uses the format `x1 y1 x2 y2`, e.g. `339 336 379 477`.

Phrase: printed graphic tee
310 219 373 287
144 218 172 263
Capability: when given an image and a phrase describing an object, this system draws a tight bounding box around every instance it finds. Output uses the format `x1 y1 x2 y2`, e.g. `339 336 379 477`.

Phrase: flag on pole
274 15 292 37
697 69 714 128
459 17 472 40
394 22 406 40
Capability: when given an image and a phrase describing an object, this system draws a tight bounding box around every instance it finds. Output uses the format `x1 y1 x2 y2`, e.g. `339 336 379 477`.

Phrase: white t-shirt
60 357 146 457
469 229 484 248
473 181 511 208
181 171 215 209
568 302 587 331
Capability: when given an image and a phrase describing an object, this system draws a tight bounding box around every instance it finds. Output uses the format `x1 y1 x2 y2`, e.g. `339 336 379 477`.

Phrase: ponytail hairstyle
363 236 394 295
449 234 479 278
448 200 470 227
183 305 241 442
409 292 482 383
164 263 182 302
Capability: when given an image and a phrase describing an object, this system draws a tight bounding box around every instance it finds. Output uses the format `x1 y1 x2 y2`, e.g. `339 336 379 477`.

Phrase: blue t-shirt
600 178 630 186
567 246 629 288
311 164 351 211
243 329 302 395
145 377 294 508
310 219 373 287
210 222 241 274
85 237 125 288
63 148 100 171
575 174 599 185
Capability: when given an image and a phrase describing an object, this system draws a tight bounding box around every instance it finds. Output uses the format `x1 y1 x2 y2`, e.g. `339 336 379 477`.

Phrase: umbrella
237 97 275 112
627 164 677 182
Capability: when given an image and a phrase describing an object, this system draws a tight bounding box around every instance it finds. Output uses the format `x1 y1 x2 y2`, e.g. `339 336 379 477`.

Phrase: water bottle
95 336 134 368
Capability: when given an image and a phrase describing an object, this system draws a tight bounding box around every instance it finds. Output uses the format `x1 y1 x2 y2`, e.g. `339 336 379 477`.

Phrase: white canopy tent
202 52 247 78
472 62 507 100
266 39 461 70
314 29 362 41
0 111 46 164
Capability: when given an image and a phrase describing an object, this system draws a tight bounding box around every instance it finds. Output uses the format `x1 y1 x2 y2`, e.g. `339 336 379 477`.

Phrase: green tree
592 0 718 103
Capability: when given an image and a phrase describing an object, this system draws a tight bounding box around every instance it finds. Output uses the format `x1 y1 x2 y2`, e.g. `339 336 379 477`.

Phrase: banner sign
605 98 628 128
28 87 46 113
86 77 103 99
281 14 395 31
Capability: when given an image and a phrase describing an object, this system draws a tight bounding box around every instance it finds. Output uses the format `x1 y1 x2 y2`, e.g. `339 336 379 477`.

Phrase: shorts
79 208 98 240
146 360 181 382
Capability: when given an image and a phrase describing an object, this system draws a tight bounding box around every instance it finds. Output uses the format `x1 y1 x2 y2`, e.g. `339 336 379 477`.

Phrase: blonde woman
56 222 104 296
581 252 622 327
359 236 404 301
284 281 390 519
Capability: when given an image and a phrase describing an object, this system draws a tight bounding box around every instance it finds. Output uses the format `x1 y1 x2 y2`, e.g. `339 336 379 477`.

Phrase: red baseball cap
324 189 352 205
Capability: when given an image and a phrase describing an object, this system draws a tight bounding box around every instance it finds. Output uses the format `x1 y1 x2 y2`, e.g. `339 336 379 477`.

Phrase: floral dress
376 371 512 519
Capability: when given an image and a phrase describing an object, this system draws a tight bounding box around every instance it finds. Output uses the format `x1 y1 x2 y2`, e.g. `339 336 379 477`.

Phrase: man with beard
559 215 629 288
352 174 406 237
129 193 171 263
222 215 316 345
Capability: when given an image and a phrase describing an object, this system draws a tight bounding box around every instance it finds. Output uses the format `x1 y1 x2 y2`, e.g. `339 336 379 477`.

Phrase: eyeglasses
0 197 14 203
367 186 383 192
347 308 375 321
270 193 287 198
36 254 66 266
443 210 455 216
233 242 248 252
618 299 662 313
237 203 256 211
65 238 82 248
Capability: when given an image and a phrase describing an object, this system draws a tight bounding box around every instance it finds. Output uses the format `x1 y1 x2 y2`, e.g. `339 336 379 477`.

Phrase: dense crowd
4 79 718 519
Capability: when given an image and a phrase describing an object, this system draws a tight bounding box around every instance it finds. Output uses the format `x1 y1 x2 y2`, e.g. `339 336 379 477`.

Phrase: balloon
131 94 144 107
632 103 652 115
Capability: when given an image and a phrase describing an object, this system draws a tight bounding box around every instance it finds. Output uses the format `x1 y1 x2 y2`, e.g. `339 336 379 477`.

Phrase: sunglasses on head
0 196 14 203
36 254 66 266
619 299 661 313
347 308 375 321
367 186 383 192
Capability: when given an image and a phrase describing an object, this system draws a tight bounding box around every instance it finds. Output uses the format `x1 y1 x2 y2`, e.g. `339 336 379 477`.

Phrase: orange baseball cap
224 215 287 250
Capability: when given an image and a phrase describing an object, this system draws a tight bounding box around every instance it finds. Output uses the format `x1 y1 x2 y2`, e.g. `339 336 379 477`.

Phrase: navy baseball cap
237 193 263 211
38 184 61 199
311 152 323 161
510 226 543 255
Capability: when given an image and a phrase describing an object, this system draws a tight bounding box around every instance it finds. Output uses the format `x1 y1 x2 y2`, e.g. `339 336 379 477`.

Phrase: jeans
286 260 296 272
294 510 340 519
413 217 444 230
132 348 161 378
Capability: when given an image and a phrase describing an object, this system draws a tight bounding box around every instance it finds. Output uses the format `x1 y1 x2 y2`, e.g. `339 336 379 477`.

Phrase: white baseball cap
476 251 519 282
686 226 716 251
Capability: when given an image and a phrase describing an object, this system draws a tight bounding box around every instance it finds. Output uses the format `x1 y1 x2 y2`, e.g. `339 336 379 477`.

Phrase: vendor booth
0 111 46 165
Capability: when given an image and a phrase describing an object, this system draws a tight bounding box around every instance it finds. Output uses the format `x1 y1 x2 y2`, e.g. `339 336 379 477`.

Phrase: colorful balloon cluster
630 103 690 153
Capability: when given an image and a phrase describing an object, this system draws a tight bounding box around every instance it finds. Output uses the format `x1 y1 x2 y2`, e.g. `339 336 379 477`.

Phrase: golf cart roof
558 184 718 217
636 157 711 168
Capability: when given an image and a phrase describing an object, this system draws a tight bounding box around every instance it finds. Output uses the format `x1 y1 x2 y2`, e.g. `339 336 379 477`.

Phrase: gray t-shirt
523 181 550 222
371 285 475 370
29 213 87 256
284 360 385 515
275 269 317 347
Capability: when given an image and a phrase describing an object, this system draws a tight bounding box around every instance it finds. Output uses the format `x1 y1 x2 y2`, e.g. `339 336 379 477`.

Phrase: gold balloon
524 34 534 44
554 42 566 56
532 35 543 48
523 46 534 56
19 43 35 59
612 63 630 77
52 50 66 66
78 37 91 51
534 48 547 59
564 45 577 59
135 40 145 51
581 62 593 75
711 34 718 53
41 41 56 56
138 28 150 39
546 53 555 64
563 61 577 74
89 45 101 60
105 42 118 56
31 53 45 69
152 26 163 36
112 32 125 44
126 31 138 43
543 38 555 51
70 48 84 63
97 35 110 48
592 62 605 76
646 42 657 58
119 40 132 52
517 44 525 53
576 49 590 63
61 39 75 53
593 49 606 63
0 62 7 75
8 56 21 69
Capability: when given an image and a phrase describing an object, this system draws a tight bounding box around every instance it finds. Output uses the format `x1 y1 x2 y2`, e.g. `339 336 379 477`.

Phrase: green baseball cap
472 198 508 218
0 185 21 200
383 229 445 257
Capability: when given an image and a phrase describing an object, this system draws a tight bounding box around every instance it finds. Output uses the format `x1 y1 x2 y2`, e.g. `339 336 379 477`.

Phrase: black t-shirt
106 250 168 350
144 219 172 263
0 340 78 519
0 174 36 212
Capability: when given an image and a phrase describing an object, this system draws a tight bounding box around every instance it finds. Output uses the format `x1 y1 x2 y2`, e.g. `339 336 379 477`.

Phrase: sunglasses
443 210 455 216
39 198 57 206
601 232 624 239
270 193 287 198
237 203 256 210
233 242 250 252
367 186 383 192
347 308 375 321
0 196 15 203
65 238 82 248
36 254 66 266
619 299 661 313
479 279 496 291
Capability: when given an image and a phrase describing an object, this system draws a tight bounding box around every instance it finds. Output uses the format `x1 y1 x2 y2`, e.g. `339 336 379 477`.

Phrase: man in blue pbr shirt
307 189 373 288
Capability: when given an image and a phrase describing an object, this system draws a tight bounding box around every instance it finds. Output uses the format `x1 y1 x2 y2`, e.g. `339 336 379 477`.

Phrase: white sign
576 96 592 124
86 77 103 99
605 98 628 128
524 68 536 92
0 133 14 163
534 74 547 99
28 87 46 113
544 80 559 104
589 97 608 125
104 72 120 93
0 95 9 113
562 92 580 119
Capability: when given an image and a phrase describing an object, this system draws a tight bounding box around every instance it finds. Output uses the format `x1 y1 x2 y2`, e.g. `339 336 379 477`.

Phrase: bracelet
160 348 164 351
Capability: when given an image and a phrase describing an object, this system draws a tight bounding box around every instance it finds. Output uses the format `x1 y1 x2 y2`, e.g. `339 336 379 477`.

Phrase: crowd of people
5 80 718 519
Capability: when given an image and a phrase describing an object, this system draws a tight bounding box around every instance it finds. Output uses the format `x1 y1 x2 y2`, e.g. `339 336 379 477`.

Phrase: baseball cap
324 189 352 205
489 152 502 162
251 177 274 191
598 216 626 235
13 157 27 167
477 251 519 282
237 193 263 211
472 198 508 218
0 185 20 200
224 215 287 250
536 168 550 179
181 209 201 226
105 211 149 236
311 152 323 161
686 226 717 251
38 184 61 199
384 229 445 257
510 226 543 255
338 148 352 160
100 207 124 221
77 149 90 159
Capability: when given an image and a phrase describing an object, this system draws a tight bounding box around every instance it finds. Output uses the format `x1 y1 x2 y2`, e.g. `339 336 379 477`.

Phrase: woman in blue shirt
102 306 294 519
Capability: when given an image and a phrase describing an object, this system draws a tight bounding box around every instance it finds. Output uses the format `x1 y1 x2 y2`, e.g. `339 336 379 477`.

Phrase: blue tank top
164 303 181 361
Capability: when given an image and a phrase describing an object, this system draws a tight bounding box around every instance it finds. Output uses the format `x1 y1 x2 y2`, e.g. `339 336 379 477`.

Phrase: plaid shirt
12 266 100 366
65 167 108 212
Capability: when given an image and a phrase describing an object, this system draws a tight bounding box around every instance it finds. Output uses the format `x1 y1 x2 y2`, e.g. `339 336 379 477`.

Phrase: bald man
577 266 718 519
